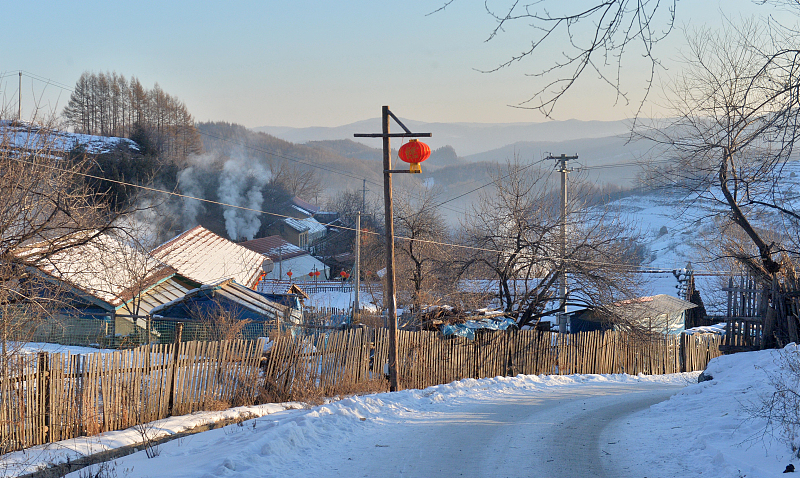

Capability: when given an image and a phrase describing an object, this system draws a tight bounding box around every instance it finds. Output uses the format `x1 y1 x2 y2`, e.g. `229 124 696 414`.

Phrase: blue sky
1 0 771 128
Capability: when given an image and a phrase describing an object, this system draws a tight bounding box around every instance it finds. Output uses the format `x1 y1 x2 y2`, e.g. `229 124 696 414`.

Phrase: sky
0 0 774 129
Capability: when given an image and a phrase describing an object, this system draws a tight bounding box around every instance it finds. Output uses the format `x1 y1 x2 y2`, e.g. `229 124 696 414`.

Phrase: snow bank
608 344 800 477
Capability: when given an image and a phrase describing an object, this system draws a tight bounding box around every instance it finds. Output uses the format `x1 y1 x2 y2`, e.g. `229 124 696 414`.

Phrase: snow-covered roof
291 196 320 216
608 294 697 320
151 226 265 288
286 217 327 236
0 120 138 155
24 232 174 308
239 235 307 260
684 323 726 336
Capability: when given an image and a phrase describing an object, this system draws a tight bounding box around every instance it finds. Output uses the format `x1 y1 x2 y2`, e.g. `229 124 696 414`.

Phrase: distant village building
239 235 330 281
262 197 328 250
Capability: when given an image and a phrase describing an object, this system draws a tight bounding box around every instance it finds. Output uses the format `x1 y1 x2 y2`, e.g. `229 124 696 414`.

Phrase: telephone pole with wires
355 106 431 392
548 154 577 333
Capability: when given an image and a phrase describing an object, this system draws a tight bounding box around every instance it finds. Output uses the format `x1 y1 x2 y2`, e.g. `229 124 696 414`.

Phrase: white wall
265 254 330 281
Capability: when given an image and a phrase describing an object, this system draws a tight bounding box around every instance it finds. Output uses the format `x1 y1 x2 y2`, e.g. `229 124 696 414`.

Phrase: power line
2 70 689 224
4 153 731 274
435 157 551 208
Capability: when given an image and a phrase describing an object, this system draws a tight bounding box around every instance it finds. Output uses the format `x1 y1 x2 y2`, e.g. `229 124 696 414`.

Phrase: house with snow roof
151 225 267 289
262 197 328 250
149 278 303 342
568 294 697 335
19 231 200 345
239 235 329 281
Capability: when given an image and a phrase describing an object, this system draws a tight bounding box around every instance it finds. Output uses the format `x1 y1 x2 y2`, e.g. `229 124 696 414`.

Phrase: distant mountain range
254 118 634 157
256 119 661 193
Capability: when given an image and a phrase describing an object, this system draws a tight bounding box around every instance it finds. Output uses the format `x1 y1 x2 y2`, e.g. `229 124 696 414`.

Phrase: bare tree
394 187 452 314
459 159 641 327
0 122 119 355
432 0 678 116
270 161 323 203
638 21 800 279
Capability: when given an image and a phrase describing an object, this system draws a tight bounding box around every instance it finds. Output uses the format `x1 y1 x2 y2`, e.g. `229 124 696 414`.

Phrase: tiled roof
150 279 302 324
120 277 193 315
239 235 307 260
151 226 266 288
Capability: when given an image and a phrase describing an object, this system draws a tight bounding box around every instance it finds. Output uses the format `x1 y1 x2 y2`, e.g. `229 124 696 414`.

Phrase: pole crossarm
387 109 412 133
354 133 432 138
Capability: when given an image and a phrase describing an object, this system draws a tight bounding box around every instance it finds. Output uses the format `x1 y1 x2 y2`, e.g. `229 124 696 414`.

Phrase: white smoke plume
177 165 205 229
217 155 271 241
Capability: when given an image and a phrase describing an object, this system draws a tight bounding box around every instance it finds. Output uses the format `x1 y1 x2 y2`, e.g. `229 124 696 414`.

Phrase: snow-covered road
52 377 689 478
289 382 682 478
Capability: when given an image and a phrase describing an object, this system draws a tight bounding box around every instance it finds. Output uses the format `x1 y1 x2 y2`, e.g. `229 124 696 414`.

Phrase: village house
568 294 698 335
19 231 200 345
239 235 330 281
262 197 328 250
151 225 267 288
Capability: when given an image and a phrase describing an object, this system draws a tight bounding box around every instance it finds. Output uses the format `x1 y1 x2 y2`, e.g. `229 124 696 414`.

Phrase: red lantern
308 271 314 277
314 271 321 277
398 140 431 173
287 271 293 278
340 270 347 278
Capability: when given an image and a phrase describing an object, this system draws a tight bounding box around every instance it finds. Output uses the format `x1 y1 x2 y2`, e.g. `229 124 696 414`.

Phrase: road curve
304 381 686 478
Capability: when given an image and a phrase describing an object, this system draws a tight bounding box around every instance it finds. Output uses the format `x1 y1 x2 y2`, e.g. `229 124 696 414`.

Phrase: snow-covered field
3 345 798 477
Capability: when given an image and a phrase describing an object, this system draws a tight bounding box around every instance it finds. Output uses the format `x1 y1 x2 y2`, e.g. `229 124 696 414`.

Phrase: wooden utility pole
353 211 361 322
355 106 431 392
548 154 577 334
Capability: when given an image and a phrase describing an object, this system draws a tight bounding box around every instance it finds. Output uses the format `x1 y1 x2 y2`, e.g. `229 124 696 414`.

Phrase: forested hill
304 139 465 170
197 122 383 193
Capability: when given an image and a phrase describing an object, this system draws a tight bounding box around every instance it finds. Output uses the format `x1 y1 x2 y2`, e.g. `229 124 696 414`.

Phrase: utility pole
548 154 577 334
355 106 431 392
362 178 367 214
353 211 361 323
18 72 22 121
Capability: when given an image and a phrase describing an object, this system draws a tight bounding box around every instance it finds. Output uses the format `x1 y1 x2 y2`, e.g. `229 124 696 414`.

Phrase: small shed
569 294 698 335
149 279 303 342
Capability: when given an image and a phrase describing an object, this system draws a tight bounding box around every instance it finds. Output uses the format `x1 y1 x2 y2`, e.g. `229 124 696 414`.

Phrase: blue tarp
440 316 517 340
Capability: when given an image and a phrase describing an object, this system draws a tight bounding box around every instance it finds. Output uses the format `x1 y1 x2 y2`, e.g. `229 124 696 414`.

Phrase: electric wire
2 70 680 217
4 153 733 275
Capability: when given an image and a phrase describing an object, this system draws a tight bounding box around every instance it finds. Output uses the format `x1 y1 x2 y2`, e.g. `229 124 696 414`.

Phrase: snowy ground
3 345 799 477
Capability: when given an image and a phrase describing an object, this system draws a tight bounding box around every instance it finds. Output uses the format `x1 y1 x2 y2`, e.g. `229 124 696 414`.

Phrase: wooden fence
262 329 723 399
0 329 723 455
0 339 264 454
719 275 800 352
